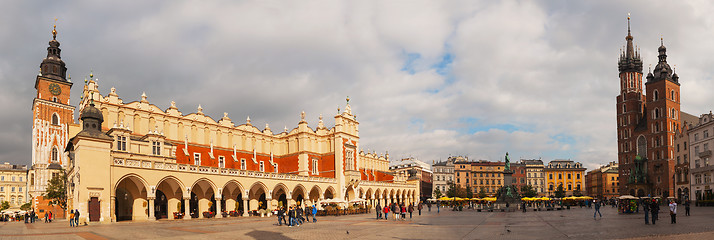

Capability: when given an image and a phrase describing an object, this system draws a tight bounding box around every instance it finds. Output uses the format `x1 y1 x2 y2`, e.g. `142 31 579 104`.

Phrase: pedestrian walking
408 203 413 219
522 202 527 212
48 211 52 223
669 200 677 224
417 202 422 215
383 205 389 220
376 203 382 220
427 202 431 212
401 205 406 220
74 210 80 226
44 212 48 223
684 200 690 216
651 200 659 225
437 202 440 213
394 203 400 220
593 199 602 219
643 200 650 225
277 207 284 226
69 210 75 227
311 204 317 222
296 207 304 225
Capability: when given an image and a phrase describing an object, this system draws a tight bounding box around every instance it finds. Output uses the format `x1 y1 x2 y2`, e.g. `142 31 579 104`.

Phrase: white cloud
2 0 714 172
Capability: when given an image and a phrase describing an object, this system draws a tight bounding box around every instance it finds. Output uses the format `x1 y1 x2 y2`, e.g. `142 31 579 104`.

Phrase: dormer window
218 156 225 168
116 136 127 151
152 141 161 155
194 153 201 166
240 159 246 170
259 161 265 172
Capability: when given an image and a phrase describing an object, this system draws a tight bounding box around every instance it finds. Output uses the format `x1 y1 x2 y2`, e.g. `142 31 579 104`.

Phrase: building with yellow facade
544 160 586 197
0 163 28 210
30 29 418 223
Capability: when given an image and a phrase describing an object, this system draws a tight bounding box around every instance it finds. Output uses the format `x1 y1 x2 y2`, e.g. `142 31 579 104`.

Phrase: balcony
698 150 712 158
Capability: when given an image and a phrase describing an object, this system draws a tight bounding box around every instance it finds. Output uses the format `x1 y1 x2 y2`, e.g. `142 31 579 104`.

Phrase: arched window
653 90 659 101
52 113 59 125
623 104 626 113
671 90 675 100
637 135 647 157
654 108 660 119
51 147 58 163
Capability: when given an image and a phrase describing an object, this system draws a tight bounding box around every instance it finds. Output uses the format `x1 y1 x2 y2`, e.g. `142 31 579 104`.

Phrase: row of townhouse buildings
675 112 714 203
432 156 586 197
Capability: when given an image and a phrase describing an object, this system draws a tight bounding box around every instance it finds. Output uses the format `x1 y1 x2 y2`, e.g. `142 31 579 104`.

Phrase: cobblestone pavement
1 206 713 239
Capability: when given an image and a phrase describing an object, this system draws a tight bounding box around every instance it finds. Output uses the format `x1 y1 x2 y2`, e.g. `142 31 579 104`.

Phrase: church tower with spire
29 22 75 216
616 16 681 198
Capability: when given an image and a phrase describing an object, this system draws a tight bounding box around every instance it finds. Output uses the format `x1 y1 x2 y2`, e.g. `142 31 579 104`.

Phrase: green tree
520 185 538 198
478 187 487 198
555 184 565 198
0 201 9 211
572 185 583 197
465 186 473 198
44 170 68 212
20 202 32 211
446 181 457 197
434 188 443 199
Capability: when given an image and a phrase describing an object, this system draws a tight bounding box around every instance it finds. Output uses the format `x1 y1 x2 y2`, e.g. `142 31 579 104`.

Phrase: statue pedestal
495 169 521 211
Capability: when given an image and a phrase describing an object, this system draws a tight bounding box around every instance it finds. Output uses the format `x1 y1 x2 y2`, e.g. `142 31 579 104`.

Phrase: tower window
622 104 626 113
654 90 659 101
51 147 58 163
312 159 319 175
52 113 59 125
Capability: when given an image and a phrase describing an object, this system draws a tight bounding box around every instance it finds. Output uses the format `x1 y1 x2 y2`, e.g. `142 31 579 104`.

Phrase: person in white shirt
668 200 677 224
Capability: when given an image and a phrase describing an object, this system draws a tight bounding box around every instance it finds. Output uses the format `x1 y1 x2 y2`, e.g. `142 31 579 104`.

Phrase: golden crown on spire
52 18 57 40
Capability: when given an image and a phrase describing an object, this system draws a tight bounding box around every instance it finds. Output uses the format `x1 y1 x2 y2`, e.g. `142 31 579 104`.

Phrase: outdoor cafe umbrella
349 198 367 203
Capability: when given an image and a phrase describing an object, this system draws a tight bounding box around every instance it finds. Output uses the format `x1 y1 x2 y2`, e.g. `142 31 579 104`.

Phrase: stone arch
155 176 186 220
221 180 245 214
189 178 217 218
248 181 269 211
308 185 322 207
345 185 357 202
324 186 336 199
292 184 308 206
114 174 150 221
272 183 290 209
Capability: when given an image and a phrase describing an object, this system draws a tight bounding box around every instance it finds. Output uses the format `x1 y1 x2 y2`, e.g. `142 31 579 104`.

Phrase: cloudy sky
2 1 714 170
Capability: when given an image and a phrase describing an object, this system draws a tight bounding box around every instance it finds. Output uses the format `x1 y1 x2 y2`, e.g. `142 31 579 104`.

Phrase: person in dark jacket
288 207 295 227
296 207 304 225
277 207 285 226
684 200 690 216
643 200 650 224
651 200 659 225
376 203 382 220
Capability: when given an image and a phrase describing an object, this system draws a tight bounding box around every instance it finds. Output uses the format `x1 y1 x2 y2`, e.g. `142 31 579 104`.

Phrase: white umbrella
349 198 366 203
319 198 346 204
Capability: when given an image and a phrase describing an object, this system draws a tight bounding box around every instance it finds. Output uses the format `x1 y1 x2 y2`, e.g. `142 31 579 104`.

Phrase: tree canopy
44 170 68 211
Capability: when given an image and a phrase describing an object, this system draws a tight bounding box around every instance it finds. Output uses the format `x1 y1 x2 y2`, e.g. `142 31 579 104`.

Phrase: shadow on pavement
245 230 293 240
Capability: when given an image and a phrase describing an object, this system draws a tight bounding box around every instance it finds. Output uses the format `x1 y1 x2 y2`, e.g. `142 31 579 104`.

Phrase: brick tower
616 16 681 198
29 23 75 216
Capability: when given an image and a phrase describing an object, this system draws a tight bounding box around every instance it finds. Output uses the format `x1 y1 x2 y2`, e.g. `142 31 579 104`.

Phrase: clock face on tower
49 83 61 96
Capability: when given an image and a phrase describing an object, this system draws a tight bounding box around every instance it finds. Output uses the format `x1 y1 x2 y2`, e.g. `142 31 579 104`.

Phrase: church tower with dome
28 22 76 217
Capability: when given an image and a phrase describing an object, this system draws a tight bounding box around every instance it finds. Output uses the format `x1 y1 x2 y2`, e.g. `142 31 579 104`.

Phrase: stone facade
585 162 619 199
688 112 714 203
431 156 461 197
544 160 585 197
30 30 418 224
522 159 546 196
0 163 28 209
389 158 432 202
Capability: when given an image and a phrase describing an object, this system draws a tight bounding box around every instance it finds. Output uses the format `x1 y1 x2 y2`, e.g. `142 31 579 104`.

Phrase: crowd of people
275 204 317 227
374 202 417 220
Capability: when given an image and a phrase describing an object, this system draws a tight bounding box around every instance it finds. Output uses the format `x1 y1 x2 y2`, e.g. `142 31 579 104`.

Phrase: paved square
1 206 713 239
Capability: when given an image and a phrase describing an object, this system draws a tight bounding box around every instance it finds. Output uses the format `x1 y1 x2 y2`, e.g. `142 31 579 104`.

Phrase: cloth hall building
30 28 419 224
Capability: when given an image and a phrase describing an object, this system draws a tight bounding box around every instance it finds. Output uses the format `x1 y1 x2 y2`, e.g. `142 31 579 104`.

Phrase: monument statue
504 152 510 172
